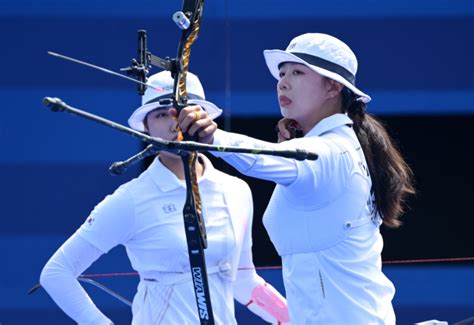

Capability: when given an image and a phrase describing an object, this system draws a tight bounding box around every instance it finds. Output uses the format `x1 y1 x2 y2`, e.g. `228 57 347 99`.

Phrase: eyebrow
145 108 170 121
278 62 305 70
150 107 170 114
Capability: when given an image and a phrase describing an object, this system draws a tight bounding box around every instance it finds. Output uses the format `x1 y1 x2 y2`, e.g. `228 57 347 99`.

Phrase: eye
153 111 168 119
279 71 286 78
292 69 303 76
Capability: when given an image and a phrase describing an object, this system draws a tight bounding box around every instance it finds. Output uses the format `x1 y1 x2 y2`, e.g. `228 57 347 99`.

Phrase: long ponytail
342 88 415 228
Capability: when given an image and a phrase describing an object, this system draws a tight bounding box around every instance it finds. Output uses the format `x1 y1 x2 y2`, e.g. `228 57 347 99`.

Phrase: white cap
128 71 222 131
263 33 371 103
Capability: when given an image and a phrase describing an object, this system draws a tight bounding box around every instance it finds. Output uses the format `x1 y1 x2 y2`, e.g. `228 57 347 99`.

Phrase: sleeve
211 129 298 185
77 187 135 253
232 182 290 324
40 233 113 325
214 129 340 205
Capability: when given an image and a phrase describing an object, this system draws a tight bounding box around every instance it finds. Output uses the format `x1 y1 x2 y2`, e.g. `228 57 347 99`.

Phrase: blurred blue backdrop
1 0 473 324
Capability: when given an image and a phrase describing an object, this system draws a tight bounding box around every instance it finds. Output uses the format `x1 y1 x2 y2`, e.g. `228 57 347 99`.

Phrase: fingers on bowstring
288 119 303 131
187 110 214 137
276 118 303 142
178 105 202 133
195 122 217 145
276 118 293 142
197 121 217 138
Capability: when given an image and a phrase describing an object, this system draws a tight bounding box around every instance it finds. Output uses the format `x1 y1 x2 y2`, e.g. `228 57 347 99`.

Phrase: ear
326 79 344 99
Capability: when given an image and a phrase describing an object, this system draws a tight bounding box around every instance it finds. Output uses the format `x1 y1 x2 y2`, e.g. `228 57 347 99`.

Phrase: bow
168 2 215 323
124 2 212 323
171 1 204 122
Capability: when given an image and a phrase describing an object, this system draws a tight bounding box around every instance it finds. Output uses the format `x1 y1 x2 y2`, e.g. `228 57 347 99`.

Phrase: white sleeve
233 250 264 304
233 181 263 303
77 187 135 253
40 233 113 325
211 129 298 185
213 129 338 203
232 184 289 324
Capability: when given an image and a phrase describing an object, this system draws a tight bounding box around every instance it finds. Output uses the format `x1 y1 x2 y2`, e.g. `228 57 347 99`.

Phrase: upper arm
285 136 349 204
77 187 135 253
40 233 104 284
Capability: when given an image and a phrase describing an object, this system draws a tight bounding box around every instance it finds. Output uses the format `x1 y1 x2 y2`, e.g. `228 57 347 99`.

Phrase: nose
170 118 179 133
278 76 289 91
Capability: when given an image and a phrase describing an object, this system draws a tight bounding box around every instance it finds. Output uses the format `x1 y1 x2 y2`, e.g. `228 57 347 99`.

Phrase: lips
279 95 292 107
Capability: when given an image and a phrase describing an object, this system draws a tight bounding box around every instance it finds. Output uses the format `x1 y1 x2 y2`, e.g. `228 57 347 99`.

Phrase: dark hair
342 88 415 228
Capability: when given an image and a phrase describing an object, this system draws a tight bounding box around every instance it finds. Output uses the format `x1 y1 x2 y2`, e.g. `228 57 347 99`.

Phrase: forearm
40 234 112 325
234 270 289 324
212 129 298 185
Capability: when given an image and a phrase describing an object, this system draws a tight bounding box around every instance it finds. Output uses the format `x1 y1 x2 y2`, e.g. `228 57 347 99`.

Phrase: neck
158 153 204 180
302 96 343 134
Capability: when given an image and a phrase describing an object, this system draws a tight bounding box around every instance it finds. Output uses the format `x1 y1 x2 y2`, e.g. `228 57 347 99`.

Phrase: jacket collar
306 113 353 137
147 154 220 192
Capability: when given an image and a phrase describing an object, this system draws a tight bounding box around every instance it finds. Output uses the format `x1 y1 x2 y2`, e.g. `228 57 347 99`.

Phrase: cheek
303 88 326 108
145 120 161 137
147 128 160 138
147 118 177 137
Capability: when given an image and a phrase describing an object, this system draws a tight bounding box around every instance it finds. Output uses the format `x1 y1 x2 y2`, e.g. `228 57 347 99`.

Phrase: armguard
245 282 290 324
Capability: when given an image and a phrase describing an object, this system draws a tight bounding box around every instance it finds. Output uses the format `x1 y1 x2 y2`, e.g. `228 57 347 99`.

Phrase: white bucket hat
128 71 222 131
263 33 371 103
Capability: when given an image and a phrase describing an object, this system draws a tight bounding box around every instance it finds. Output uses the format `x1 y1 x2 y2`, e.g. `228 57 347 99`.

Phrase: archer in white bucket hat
263 33 371 103
39 73 291 325
128 71 222 132
178 32 414 324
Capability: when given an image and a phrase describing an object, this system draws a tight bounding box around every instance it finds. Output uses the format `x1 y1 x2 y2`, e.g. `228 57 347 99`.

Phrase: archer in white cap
40 70 290 324
178 33 415 324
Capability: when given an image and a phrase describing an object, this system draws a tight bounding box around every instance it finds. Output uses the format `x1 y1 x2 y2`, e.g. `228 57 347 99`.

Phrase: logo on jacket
162 203 177 213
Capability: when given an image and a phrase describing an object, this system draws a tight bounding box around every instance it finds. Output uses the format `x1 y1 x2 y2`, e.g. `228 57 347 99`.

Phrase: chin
280 106 290 118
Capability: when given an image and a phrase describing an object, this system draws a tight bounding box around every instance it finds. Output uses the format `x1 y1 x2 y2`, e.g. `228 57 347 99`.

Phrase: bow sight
120 30 175 96
119 9 195 96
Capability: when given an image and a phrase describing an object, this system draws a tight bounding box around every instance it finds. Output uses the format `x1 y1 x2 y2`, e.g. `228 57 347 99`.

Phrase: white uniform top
212 114 396 324
41 155 265 325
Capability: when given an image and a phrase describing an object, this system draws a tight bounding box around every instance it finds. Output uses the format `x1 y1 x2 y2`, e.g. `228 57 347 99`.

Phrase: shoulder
202 154 251 191
207 164 253 210
214 169 251 194
285 130 360 194
91 170 153 215
309 129 360 166
92 183 135 217
115 169 156 198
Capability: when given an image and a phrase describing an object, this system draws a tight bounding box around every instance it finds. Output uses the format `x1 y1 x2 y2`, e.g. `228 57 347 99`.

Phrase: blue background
1 0 473 324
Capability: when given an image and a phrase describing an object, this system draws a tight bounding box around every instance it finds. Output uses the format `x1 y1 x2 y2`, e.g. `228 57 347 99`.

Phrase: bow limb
171 0 206 237
173 0 205 132
169 2 215 324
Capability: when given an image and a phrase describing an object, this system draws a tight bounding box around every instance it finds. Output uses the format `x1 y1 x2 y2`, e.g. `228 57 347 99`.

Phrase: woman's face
277 62 336 133
145 107 179 141
145 107 182 159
